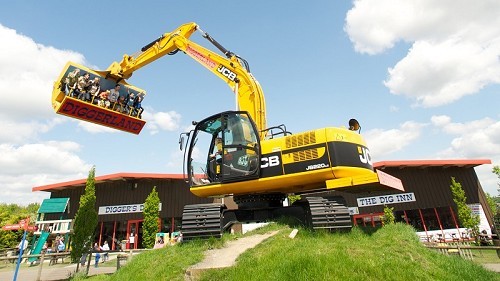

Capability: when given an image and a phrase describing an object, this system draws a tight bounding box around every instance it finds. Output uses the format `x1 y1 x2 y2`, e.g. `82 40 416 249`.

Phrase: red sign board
2 224 21 230
1 218 36 231
1 224 37 231
57 98 146 134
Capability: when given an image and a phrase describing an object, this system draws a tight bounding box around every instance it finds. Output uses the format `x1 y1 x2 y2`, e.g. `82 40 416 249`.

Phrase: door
188 111 260 186
126 220 143 249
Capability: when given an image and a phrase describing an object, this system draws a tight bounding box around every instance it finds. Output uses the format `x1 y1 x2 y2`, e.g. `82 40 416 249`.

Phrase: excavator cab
51 62 147 134
185 111 261 186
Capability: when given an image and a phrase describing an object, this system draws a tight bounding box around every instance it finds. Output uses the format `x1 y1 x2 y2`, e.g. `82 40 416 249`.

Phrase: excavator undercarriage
181 195 352 241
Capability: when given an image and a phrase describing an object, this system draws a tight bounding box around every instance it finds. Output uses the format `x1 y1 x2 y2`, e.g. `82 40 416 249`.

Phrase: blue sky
0 0 498 205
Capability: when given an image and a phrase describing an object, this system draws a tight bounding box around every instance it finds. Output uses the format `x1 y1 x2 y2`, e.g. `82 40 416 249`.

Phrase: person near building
129 232 136 249
15 239 28 256
479 229 490 246
57 237 66 252
93 243 101 267
101 241 110 262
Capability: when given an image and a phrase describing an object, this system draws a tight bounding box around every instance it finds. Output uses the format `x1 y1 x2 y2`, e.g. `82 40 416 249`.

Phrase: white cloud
431 115 500 195
77 120 119 134
364 121 426 160
475 165 499 196
0 116 65 143
144 109 182 135
0 24 94 205
0 142 92 205
0 24 86 120
166 149 185 172
432 115 500 158
384 39 500 107
389 106 399 112
345 0 500 107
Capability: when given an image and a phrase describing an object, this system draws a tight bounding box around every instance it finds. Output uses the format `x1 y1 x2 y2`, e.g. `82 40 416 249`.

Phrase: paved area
185 231 279 280
0 255 122 281
483 263 500 273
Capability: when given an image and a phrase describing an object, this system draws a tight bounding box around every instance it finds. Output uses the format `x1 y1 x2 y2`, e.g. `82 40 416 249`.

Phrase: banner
357 192 416 207
98 203 162 215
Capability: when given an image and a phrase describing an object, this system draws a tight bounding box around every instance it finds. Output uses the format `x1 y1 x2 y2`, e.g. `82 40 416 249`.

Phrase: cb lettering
261 156 280 168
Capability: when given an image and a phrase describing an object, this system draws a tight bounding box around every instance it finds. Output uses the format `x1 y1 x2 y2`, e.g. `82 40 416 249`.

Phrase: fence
426 242 500 260
0 249 147 281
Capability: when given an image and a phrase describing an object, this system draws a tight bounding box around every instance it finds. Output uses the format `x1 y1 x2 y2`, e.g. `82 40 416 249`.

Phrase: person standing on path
93 243 101 268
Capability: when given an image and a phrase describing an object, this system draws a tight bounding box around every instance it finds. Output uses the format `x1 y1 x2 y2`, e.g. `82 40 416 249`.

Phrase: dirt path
185 231 279 280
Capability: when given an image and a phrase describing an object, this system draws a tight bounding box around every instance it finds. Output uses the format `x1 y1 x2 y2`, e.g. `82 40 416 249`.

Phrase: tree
382 205 395 225
485 193 497 217
142 186 160 248
450 177 480 238
0 203 40 249
70 166 98 263
494 165 500 195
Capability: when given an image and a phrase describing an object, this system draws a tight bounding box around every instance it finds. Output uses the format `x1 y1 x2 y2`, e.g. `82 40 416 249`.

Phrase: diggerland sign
57 98 145 134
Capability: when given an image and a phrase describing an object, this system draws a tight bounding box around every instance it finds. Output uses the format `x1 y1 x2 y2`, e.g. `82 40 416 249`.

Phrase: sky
0 0 498 205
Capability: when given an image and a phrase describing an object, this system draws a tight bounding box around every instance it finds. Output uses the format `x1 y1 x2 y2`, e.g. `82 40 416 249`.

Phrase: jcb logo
358 147 372 165
217 65 237 81
261 156 280 168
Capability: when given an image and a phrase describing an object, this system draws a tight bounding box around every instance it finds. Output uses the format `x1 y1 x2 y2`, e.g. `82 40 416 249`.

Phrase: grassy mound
82 223 499 281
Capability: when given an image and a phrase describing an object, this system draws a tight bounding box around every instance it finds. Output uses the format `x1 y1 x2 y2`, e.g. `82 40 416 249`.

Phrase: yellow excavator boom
105 22 267 136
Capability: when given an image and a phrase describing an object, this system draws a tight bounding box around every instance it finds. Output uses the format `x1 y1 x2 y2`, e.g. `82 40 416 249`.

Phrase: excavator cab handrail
261 124 292 139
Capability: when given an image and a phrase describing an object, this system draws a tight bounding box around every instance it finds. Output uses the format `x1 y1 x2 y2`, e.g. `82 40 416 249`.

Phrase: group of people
37 235 65 255
80 240 110 268
62 68 144 119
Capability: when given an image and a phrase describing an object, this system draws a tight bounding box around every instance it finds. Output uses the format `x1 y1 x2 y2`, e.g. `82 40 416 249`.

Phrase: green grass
471 249 500 264
78 223 499 281
78 234 236 281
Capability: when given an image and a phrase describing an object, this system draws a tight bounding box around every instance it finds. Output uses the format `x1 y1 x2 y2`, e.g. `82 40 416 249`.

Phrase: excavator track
304 197 352 231
181 203 224 241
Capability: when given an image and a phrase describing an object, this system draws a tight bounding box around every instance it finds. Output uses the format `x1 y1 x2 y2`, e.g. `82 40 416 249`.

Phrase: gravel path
185 231 279 280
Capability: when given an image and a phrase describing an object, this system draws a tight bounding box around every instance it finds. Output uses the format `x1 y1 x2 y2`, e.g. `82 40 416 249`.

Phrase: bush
382 205 395 225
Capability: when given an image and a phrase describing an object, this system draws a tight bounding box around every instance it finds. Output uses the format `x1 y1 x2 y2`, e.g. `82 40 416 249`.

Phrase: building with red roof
32 159 495 247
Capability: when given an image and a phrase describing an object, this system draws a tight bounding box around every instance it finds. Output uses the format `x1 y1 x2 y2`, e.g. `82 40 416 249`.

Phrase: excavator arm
104 22 267 135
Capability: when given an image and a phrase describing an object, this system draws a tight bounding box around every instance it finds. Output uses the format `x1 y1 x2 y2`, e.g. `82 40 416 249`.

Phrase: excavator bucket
51 62 146 134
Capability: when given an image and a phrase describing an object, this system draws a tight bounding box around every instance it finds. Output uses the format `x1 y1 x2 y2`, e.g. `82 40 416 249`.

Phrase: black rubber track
305 197 352 231
181 203 224 241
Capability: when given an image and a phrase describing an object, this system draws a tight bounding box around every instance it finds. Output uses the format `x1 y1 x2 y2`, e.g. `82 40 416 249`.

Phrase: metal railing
34 219 73 234
426 242 500 260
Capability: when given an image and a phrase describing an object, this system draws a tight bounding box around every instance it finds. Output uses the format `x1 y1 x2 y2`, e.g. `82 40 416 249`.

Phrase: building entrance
126 220 143 249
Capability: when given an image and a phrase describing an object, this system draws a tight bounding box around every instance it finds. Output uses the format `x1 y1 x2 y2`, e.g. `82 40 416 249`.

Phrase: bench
48 252 67 266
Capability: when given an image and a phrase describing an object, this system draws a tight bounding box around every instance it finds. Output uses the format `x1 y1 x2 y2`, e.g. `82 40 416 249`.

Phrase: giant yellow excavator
52 22 403 240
